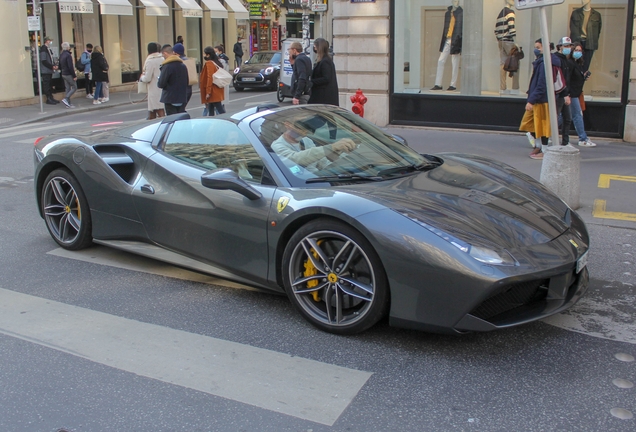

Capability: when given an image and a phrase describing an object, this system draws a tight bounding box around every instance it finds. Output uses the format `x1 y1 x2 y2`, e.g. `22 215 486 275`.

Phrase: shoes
500 89 510 95
46 100 57 105
430 85 443 91
525 132 535 147
446 86 457 91
578 139 596 147
530 152 544 160
93 100 101 105
61 98 70 108
86 94 93 99
102 97 109 102
509 89 520 95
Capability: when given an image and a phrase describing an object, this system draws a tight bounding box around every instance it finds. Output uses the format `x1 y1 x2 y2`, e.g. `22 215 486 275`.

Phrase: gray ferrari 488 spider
34 105 589 335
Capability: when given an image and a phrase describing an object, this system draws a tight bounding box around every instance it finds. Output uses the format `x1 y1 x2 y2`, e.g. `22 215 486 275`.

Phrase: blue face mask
573 51 583 60
534 48 542 57
562 48 571 56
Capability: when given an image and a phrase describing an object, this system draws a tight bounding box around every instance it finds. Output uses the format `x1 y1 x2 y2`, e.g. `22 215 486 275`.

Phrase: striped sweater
494 7 516 42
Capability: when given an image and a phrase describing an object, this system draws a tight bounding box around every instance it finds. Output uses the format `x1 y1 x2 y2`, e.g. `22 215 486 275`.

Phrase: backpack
553 65 566 93
75 58 85 72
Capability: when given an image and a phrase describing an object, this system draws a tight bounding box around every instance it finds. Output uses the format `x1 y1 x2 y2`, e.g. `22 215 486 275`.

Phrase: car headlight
402 213 517 266
233 67 240 74
264 66 274 75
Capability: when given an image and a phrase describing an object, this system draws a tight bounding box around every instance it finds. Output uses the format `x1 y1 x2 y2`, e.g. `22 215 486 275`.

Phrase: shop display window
394 0 629 102
120 10 141 78
186 18 202 64
211 18 225 48
158 15 174 47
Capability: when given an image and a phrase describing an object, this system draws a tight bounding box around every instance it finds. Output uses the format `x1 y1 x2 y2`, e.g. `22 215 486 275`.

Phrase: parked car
233 51 281 92
33 105 589 335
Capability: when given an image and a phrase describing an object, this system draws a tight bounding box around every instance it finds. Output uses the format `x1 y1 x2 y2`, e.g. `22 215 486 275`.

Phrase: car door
132 118 277 286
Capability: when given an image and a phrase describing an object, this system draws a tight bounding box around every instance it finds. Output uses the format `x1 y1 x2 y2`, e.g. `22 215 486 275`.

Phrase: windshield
250 106 437 184
247 52 281 65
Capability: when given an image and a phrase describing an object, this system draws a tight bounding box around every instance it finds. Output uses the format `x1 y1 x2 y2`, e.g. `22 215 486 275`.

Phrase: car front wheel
282 219 389 334
276 79 285 102
41 168 93 250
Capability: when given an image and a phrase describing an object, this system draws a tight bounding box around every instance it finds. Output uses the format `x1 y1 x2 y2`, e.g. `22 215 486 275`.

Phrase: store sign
311 0 327 12
58 2 94 13
281 0 303 7
27 16 41 31
515 0 564 10
271 26 279 50
248 0 263 17
350 0 375 3
182 9 203 17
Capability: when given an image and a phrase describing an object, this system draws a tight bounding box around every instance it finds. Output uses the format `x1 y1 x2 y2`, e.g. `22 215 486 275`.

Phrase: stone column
624 13 636 142
102 15 122 86
460 0 482 96
0 0 35 103
333 0 390 126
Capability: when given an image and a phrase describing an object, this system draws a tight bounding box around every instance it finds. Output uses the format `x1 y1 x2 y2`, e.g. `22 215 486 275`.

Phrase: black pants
165 103 186 115
85 75 93 96
206 102 225 116
41 73 53 99
556 96 572 145
579 39 595 72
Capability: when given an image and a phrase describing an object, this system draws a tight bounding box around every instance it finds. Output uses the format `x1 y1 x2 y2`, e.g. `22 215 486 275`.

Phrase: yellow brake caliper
303 240 323 302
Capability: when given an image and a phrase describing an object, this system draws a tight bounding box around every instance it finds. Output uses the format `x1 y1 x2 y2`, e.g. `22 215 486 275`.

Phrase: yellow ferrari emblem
569 239 579 248
327 273 338 283
277 196 290 213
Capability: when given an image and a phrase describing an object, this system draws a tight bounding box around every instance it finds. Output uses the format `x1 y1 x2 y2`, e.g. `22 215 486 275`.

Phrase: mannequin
495 0 518 94
431 0 463 92
570 0 601 72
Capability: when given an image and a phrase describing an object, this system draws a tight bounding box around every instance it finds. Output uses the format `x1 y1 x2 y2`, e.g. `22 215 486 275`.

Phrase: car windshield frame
247 52 281 65
249 106 439 187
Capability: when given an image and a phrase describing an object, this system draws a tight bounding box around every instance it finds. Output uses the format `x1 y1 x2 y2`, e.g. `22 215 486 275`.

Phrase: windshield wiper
306 174 383 184
375 162 434 178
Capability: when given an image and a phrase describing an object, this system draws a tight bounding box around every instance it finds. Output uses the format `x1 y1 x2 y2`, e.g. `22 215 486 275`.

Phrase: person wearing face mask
308 38 339 106
519 39 561 160
554 37 574 146
81 43 94 98
199 46 226 116
40 36 59 105
568 42 596 147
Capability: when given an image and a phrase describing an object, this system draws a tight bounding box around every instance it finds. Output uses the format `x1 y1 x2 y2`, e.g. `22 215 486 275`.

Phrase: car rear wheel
41 168 92 250
282 219 389 334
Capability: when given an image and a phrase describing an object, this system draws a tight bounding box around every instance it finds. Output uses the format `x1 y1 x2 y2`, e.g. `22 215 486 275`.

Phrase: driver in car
271 122 357 172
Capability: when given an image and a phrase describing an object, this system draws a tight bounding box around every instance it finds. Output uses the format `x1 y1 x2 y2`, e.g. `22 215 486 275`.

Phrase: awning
58 0 94 14
201 0 228 19
224 0 249 20
97 0 133 15
139 0 169 16
174 0 203 18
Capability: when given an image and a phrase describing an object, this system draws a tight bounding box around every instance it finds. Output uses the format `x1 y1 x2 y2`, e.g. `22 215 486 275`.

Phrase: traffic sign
27 16 41 31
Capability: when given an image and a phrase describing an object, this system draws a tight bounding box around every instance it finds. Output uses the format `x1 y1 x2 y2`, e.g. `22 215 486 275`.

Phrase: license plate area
242 77 256 82
576 251 588 273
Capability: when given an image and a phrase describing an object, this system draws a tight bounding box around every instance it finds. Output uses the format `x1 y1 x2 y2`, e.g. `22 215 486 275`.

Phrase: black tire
234 86 244 92
276 79 285 102
282 219 389 334
41 168 93 250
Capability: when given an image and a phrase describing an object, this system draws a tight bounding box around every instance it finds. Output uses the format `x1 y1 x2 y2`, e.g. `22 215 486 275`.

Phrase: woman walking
308 38 339 106
90 46 109 105
569 43 596 147
139 42 165 119
199 46 225 116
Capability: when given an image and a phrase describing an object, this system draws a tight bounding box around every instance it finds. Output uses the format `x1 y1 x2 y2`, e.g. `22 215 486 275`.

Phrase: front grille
237 73 264 83
470 279 549 321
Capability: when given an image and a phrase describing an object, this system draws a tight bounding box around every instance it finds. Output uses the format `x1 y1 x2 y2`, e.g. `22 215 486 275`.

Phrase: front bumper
233 73 276 89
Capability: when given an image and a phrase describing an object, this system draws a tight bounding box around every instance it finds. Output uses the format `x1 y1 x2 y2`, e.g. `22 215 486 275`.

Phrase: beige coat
140 53 164 111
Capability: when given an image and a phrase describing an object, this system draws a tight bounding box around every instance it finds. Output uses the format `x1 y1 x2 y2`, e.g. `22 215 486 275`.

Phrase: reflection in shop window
120 11 140 79
394 0 627 102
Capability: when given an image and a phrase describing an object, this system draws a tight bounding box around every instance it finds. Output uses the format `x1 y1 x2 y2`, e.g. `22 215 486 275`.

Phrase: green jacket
569 7 602 51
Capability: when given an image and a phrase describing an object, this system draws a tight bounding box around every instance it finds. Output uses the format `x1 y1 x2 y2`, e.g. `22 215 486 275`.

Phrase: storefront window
120 8 141 78
157 15 174 47
73 13 101 58
186 18 202 64
394 0 629 102
211 18 224 47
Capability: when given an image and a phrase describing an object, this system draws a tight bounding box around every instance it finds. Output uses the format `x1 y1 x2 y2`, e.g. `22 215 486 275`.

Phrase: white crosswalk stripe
0 121 84 140
0 288 371 425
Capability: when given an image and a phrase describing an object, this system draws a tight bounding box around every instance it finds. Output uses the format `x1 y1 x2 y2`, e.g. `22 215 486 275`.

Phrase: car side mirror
391 134 409 147
201 168 262 200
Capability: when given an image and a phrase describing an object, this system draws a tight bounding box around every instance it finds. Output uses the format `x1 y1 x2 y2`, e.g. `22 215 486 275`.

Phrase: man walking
81 43 93 98
233 37 244 68
157 45 189 115
40 36 59 105
288 41 312 105
59 42 77 108
172 43 195 108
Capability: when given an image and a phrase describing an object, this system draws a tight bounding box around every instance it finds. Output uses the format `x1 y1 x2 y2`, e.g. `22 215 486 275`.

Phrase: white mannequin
496 0 518 94
582 0 591 10
431 0 461 91
506 0 514 8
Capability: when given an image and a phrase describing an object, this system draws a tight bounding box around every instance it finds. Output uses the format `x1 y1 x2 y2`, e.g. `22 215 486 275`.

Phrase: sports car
233 51 281 92
33 105 589 335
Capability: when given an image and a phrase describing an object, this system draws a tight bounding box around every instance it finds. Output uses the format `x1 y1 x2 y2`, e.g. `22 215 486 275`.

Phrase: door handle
141 184 155 194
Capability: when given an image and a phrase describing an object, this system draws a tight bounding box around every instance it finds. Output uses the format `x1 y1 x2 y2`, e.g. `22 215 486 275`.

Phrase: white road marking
0 121 84 139
15 138 37 144
0 121 52 132
0 288 371 426
47 246 258 291
230 92 278 103
108 108 148 116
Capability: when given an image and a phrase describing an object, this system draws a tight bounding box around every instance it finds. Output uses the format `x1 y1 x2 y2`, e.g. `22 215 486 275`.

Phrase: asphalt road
0 89 634 431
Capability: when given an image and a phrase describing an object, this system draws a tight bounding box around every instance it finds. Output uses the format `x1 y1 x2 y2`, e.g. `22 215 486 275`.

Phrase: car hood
238 64 276 73
343 154 571 248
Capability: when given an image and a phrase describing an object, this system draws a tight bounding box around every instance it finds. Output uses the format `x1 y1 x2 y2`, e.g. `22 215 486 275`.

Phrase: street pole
538 6 559 148
301 0 310 54
33 0 44 113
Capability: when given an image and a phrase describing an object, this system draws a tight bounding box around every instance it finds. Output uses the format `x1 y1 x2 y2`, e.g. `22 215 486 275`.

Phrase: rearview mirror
201 168 262 200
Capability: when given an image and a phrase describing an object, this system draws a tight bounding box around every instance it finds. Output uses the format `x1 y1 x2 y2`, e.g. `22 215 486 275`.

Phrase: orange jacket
199 60 225 104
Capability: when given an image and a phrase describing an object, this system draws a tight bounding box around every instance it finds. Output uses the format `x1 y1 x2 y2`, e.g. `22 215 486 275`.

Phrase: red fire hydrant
350 89 367 118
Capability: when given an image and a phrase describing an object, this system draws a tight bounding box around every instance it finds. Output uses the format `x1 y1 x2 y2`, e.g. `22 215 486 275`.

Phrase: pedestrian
554 37 574 146
199 46 225 116
520 38 558 160
81 43 93 98
157 44 189 115
308 38 339 106
215 45 230 106
288 41 312 105
40 36 59 105
175 35 184 46
90 46 109 105
100 49 110 103
569 42 596 147
172 43 195 108
233 37 244 68
139 41 165 119
58 42 77 108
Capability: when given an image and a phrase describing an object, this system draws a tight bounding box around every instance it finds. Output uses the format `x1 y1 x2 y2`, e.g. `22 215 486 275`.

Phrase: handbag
213 65 233 88
137 80 148 94
183 58 199 85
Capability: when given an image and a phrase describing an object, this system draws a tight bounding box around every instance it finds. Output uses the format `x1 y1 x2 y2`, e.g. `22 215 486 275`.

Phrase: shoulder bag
213 64 233 88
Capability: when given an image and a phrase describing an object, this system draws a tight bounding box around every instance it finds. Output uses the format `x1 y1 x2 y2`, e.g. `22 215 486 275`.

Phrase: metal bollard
539 145 581 210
